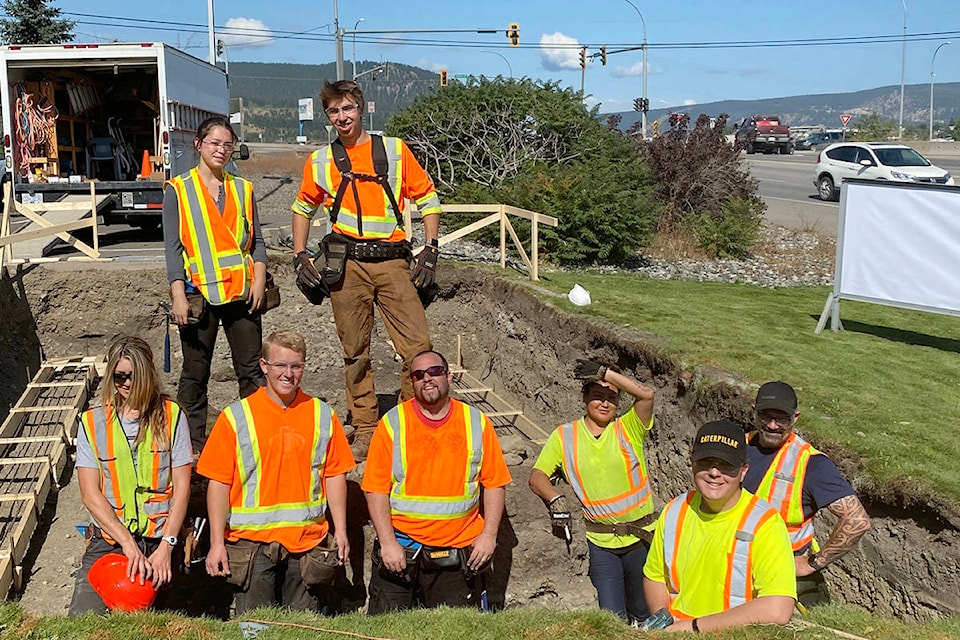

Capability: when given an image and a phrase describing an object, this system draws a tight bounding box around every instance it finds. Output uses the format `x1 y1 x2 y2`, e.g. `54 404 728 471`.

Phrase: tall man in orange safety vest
198 330 355 613
361 350 511 613
291 80 443 458
742 381 872 607
643 420 796 632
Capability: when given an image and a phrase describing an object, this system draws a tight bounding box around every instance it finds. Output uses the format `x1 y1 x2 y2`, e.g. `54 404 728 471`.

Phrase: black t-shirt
743 440 855 520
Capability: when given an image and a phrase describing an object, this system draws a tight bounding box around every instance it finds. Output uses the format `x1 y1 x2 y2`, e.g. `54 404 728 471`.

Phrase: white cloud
611 61 645 78
220 17 274 48
417 58 446 73
683 99 697 106
539 32 581 71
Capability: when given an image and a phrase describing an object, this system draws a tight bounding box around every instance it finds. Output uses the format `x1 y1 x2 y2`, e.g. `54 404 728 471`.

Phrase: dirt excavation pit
2 261 958 621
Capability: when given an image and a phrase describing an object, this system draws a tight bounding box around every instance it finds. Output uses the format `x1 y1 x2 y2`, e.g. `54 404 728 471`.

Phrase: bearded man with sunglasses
198 330 355 613
528 360 657 625
291 80 443 459
742 381 871 608
642 420 796 632
361 350 511 613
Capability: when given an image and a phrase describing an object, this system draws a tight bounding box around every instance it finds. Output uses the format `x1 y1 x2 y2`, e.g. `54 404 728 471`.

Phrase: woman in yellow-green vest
529 359 658 626
162 115 267 452
69 337 193 615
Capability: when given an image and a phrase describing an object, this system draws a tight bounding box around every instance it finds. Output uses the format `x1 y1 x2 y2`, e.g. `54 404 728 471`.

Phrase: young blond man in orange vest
643 420 796 632
198 330 355 614
291 80 443 457
361 350 511 613
743 381 871 607
528 359 657 625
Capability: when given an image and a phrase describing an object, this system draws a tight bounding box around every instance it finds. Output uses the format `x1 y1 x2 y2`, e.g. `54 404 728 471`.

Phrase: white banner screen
836 180 960 316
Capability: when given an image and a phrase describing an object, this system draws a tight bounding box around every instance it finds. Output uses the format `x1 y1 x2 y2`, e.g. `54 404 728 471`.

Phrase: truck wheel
818 175 838 201
746 143 755 155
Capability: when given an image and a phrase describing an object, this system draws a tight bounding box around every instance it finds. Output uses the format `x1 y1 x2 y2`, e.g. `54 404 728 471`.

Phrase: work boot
342 423 357 442
350 428 375 461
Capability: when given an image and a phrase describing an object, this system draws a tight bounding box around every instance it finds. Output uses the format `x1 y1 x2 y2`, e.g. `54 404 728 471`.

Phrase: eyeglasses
201 139 235 151
263 361 306 372
412 365 447 381
324 104 359 117
694 458 743 477
113 371 133 385
756 412 793 427
586 389 620 405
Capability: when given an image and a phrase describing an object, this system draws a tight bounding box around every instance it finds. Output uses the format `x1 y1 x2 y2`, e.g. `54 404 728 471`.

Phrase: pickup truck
736 115 793 155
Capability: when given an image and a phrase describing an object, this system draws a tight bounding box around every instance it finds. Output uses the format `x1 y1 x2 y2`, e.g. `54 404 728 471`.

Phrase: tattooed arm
796 494 872 576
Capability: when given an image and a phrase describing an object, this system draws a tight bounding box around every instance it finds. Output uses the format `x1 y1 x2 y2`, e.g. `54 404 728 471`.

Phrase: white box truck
0 42 243 230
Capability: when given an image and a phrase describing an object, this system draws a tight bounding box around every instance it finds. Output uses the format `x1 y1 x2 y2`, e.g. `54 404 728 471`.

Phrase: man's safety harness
329 134 404 237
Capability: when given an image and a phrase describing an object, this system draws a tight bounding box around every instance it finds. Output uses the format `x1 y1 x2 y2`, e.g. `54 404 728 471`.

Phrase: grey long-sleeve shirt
162 182 267 285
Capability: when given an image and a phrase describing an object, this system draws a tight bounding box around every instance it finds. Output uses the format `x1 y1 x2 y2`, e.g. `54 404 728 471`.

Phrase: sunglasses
412 365 447 381
113 371 133 385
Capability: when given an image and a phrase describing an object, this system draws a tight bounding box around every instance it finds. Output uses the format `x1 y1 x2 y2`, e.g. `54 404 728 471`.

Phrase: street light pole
898 0 907 141
481 50 512 78
333 0 344 80
623 0 648 139
352 17 365 80
207 0 216 64
930 41 950 141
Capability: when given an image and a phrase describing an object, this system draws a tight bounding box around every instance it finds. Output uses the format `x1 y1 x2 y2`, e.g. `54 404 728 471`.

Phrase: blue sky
63 0 960 113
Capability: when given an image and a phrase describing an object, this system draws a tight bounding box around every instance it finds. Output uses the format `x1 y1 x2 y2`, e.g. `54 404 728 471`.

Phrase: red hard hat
87 553 157 612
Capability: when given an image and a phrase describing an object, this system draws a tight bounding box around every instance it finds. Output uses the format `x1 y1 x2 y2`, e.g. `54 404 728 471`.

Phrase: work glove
547 495 572 541
411 243 439 289
294 250 322 288
574 359 607 382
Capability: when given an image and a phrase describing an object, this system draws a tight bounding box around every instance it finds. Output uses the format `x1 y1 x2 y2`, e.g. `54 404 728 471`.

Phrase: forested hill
227 61 439 142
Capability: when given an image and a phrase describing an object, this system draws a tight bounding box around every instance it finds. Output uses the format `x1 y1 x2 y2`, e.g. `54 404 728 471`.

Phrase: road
746 151 960 238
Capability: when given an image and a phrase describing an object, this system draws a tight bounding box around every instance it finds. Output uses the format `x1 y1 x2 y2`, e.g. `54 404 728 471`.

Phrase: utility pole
898 0 907 141
207 0 216 65
624 0 648 139
333 0 344 80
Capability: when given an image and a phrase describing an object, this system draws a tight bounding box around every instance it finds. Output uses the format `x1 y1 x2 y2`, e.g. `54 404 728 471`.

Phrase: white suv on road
813 142 955 201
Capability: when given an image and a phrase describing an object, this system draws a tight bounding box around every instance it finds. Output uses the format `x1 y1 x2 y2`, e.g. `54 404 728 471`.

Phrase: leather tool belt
583 513 658 538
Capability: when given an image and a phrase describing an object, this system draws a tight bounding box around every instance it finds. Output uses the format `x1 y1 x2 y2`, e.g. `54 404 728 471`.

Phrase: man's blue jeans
587 539 651 624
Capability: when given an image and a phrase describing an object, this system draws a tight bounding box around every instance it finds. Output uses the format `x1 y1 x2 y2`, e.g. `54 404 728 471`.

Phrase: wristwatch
807 554 826 572
163 535 178 547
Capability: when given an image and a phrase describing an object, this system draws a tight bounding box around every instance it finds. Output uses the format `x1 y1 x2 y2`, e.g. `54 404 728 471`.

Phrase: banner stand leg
815 293 841 334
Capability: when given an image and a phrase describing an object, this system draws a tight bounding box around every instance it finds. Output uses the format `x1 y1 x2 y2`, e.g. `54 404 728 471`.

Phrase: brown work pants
329 257 431 429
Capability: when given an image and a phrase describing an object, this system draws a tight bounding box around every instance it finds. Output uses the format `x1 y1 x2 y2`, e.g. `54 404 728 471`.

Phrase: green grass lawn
2 604 958 640
500 268 960 507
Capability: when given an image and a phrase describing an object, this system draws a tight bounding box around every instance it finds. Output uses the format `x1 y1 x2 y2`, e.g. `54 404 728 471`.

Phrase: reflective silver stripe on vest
728 498 772 608
792 520 815 546
388 402 483 517
88 407 120 508
561 420 650 521
768 435 806 506
659 493 691 596
227 398 333 527
225 173 252 250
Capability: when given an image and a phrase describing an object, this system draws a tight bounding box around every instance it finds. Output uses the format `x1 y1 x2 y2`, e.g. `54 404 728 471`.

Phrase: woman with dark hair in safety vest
69 336 193 614
163 115 268 452
529 359 658 626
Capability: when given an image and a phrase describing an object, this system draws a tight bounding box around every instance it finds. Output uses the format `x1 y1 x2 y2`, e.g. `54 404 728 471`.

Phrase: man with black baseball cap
743 381 871 608
642 421 795 632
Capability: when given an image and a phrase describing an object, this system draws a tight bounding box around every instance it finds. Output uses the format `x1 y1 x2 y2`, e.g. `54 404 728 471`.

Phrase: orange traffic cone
140 150 150 180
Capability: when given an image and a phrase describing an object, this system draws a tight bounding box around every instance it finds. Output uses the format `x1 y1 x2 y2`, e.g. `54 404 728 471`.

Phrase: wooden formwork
0 355 102 598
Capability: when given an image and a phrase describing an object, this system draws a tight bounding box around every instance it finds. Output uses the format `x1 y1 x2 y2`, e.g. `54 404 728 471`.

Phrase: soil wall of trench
0 261 957 621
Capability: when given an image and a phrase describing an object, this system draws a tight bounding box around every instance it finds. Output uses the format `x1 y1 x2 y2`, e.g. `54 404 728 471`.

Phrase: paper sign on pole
368 101 376 114
298 98 314 122
840 114 852 126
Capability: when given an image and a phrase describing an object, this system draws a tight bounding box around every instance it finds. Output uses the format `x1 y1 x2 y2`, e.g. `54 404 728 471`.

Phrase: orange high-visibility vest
168 168 255 305
558 418 652 523
221 397 335 531
748 431 821 552
81 400 180 538
381 400 484 520
660 491 778 614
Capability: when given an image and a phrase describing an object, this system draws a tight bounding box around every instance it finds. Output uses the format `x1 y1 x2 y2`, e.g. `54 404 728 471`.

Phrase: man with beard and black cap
643 420 796 632
743 381 871 608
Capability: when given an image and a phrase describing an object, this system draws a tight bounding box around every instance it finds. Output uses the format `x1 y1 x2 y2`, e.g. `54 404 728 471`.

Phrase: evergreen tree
0 0 74 45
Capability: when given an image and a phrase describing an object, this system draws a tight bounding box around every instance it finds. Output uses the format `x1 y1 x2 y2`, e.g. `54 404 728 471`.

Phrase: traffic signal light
633 97 642 112
601 45 607 66
652 119 660 137
216 39 224 57
579 47 586 69
440 70 447 87
507 23 520 47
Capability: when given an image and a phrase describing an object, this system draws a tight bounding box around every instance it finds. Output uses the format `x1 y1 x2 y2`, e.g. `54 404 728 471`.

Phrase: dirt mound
2 262 958 620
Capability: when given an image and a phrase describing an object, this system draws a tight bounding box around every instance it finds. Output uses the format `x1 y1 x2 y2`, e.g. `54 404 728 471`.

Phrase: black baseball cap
755 381 798 414
691 420 746 467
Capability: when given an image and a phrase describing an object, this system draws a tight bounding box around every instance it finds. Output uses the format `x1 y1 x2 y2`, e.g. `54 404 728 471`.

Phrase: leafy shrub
688 197 763 258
